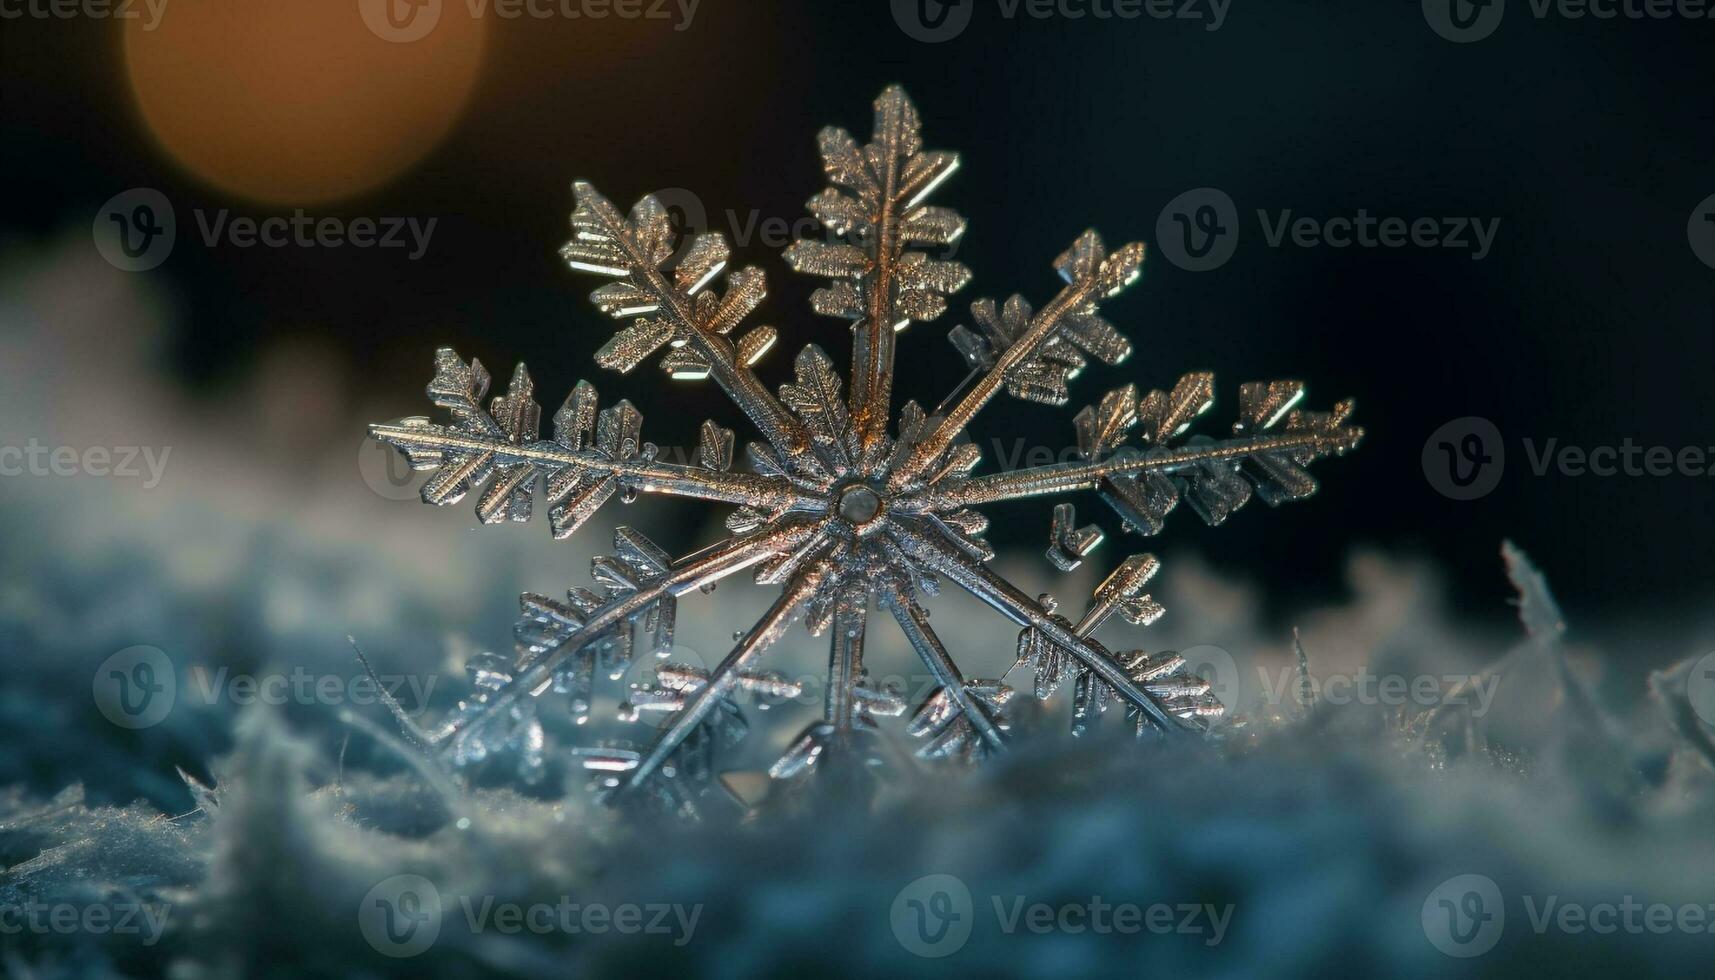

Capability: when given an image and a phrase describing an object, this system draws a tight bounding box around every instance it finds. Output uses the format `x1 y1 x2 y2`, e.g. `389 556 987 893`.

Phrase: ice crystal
368 87 1363 809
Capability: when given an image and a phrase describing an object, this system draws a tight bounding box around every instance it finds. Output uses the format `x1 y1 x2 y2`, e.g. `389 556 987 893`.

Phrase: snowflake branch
922 379 1362 542
371 419 806 510
422 522 818 747
826 594 867 730
770 588 908 782
372 348 822 538
886 595 1009 754
565 182 823 472
617 561 832 795
785 86 969 460
889 520 1188 732
931 429 1359 508
890 232 1144 489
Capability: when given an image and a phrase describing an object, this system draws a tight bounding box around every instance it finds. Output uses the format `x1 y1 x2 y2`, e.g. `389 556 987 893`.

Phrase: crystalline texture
367 87 1363 807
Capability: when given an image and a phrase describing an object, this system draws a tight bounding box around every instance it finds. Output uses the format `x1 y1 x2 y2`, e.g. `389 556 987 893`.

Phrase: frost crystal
369 87 1363 810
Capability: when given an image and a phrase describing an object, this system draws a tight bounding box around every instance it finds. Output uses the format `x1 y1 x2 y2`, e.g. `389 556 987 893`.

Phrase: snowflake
368 87 1363 812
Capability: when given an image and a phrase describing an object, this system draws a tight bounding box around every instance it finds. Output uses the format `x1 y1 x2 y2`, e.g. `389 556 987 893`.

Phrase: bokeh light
124 1 487 205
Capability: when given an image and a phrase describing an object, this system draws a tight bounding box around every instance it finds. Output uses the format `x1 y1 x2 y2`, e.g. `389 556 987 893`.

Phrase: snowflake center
834 483 884 528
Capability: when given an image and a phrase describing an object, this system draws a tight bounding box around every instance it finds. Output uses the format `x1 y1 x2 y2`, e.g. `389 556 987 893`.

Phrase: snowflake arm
890 519 1189 732
886 595 1009 755
563 182 827 475
890 232 1144 490
925 378 1364 533
785 85 970 463
769 593 918 783
616 560 833 796
824 590 868 731
371 348 814 535
422 522 818 751
371 419 800 510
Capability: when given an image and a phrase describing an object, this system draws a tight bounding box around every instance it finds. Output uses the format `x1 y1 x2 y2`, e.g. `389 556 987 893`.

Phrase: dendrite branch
785 86 968 460
618 562 830 794
891 234 1144 489
890 520 1186 732
886 596 1008 753
827 597 867 730
926 429 1361 509
371 421 811 510
846 94 908 456
905 281 1094 478
424 522 817 746
569 183 820 469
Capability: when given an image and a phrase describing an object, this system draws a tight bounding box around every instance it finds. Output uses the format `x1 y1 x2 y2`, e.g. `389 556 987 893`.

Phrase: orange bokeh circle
125 1 487 205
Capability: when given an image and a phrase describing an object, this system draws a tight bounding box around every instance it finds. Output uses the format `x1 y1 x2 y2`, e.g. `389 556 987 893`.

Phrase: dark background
3 0 1711 635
